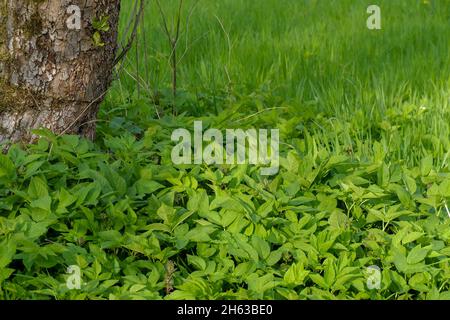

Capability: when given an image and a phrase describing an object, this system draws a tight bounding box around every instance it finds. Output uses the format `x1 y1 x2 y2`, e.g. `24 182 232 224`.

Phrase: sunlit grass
105 0 450 166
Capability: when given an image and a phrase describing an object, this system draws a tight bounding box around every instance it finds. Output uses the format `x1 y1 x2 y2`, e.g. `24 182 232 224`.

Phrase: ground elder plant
1 0 450 300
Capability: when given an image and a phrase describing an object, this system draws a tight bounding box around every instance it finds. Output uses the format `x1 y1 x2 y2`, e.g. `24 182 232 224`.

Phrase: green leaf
390 184 412 208
309 274 328 289
92 15 110 32
324 261 336 287
257 200 274 218
92 31 105 47
403 174 417 194
439 179 450 197
420 155 433 176
136 180 164 195
409 273 431 292
251 236 271 260
157 203 176 225
407 245 429 264
284 262 309 285
187 255 206 271
266 249 283 266
98 230 123 249
402 232 424 245
28 177 49 199
0 155 16 182
187 189 209 216
234 262 256 278
30 195 52 212
27 221 49 238
0 240 16 269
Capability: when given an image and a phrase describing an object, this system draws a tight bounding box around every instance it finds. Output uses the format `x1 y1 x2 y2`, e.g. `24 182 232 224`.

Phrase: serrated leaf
28 177 49 199
407 245 429 264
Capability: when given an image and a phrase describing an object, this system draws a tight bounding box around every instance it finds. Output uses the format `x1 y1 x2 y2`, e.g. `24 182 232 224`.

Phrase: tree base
0 100 101 143
0 0 120 144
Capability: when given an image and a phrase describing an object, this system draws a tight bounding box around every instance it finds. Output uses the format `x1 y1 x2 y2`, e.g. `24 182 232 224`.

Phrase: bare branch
114 0 145 67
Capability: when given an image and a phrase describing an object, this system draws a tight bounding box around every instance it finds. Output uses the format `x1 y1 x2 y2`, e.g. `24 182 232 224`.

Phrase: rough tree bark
0 0 120 143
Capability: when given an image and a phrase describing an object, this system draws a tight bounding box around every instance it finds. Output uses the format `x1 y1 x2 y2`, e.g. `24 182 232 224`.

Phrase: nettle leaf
73 183 102 206
136 179 164 195
403 173 417 194
99 163 127 197
233 262 257 278
390 184 412 208
284 262 309 286
407 245 430 265
220 210 240 227
388 270 409 293
0 240 16 269
28 177 49 199
323 260 336 288
187 189 209 215
98 230 123 249
409 273 431 292
328 210 349 230
79 169 111 194
157 203 176 225
317 193 337 212
439 179 450 197
30 195 52 212
309 274 329 290
246 273 278 298
393 252 409 274
166 290 197 300
27 221 50 239
251 235 271 260
420 155 433 177
402 232 424 245
333 269 361 291
0 155 16 182
56 188 77 214
185 226 214 242
187 255 206 271
266 249 283 266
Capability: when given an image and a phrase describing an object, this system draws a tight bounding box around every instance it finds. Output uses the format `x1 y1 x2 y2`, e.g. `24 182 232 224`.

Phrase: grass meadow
109 0 450 166
1 0 450 300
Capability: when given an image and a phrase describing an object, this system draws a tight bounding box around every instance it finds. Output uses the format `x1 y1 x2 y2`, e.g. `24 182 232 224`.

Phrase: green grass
108 0 450 166
1 0 450 300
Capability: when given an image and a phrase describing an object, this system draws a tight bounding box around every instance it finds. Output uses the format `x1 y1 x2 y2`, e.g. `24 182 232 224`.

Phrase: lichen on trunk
0 0 120 143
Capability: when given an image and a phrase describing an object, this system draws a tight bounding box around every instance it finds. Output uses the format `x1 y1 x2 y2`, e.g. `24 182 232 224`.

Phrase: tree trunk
0 0 120 143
